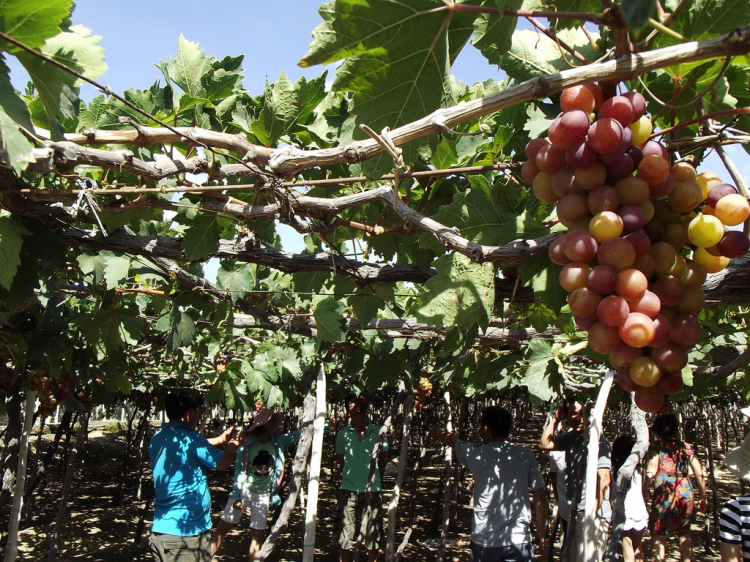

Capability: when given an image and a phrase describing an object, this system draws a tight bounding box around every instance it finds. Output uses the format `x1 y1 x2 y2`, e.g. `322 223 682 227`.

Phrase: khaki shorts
335 490 383 552
149 530 211 562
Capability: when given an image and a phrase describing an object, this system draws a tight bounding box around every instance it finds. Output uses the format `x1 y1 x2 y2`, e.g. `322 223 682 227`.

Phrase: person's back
150 421 219 535
433 405 546 562
149 391 240 562
457 440 543 547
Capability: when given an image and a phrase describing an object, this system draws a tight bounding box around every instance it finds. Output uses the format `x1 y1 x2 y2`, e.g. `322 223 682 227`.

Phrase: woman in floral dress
645 413 708 562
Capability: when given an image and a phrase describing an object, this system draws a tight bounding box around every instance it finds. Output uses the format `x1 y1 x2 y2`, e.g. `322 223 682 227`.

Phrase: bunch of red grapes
255 398 265 412
523 83 750 413
414 377 433 410
29 366 76 418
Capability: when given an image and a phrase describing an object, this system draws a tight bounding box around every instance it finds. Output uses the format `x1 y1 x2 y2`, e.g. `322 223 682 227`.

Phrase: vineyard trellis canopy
0 0 750 409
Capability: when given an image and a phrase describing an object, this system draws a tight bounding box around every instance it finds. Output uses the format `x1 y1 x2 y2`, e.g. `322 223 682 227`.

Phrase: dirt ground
2 407 744 562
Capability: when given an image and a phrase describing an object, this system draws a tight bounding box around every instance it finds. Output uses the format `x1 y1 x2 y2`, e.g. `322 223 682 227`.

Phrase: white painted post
302 365 326 562
583 370 615 561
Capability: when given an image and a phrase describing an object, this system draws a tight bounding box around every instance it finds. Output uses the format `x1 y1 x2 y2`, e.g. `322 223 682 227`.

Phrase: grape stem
649 108 750 139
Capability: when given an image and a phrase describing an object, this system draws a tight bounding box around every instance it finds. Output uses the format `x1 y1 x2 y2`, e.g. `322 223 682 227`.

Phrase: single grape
568 286 602 317
597 237 636 271
597 295 630 327
615 268 648 300
619 312 656 348
588 118 624 155
634 386 665 413
668 181 704 213
557 193 590 224
671 162 697 183
588 322 622 353
687 214 724 248
638 155 670 186
525 138 550 161
563 229 599 262
588 264 619 295
599 95 635 126
615 176 650 206
561 85 596 113
693 247 730 273
717 230 750 258
560 263 592 291
533 172 558 203
715 193 750 226
565 138 598 169
629 356 662 387
629 289 661 318
623 91 646 121
707 183 739 207
623 229 652 256
589 211 624 242
587 185 620 215
548 236 571 265
629 115 653 146
574 161 608 191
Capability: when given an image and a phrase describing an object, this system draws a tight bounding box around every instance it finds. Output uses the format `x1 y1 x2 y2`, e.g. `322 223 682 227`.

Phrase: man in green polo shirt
334 393 389 562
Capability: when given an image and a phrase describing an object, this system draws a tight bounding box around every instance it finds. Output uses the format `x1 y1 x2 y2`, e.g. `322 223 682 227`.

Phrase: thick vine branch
33 27 750 177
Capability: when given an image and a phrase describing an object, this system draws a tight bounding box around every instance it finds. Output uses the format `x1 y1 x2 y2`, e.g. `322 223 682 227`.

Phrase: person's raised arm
596 467 611 511
539 407 563 450
689 450 708 512
215 431 243 471
532 487 548 549
428 426 459 448
208 425 236 447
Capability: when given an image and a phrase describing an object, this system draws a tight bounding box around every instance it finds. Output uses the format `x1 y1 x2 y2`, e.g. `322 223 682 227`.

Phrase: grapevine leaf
0 214 30 290
250 71 328 146
102 255 131 290
300 0 479 178
419 175 544 251
416 252 495 331
523 339 558 402
521 253 567 312
313 296 346 346
0 0 71 51
158 34 211 99
501 28 599 84
363 352 406 390
216 261 255 303
182 214 219 261
471 0 523 66
664 0 750 41
17 25 107 136
76 308 140 353
620 0 657 31
0 106 35 174
163 309 196 351
276 347 303 381
105 371 132 395
0 56 34 129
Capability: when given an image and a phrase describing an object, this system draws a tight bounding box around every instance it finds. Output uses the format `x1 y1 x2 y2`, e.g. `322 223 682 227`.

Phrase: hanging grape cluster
29 364 76 418
523 84 750 413
414 377 433 410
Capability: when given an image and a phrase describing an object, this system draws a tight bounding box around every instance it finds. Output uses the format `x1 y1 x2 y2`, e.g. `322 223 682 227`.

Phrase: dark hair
482 406 512 440
165 391 204 421
344 392 369 413
653 413 679 439
612 434 636 475
561 395 582 414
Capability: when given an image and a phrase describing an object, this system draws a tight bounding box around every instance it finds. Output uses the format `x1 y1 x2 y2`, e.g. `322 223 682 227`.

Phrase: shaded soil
2 407 744 562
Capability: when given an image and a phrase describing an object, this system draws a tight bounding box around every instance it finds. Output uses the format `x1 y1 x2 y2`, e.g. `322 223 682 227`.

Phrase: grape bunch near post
526 84 750 413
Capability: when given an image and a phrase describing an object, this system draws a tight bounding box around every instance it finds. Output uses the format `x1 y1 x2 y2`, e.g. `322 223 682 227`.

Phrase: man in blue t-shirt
149 391 241 562
431 406 547 562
